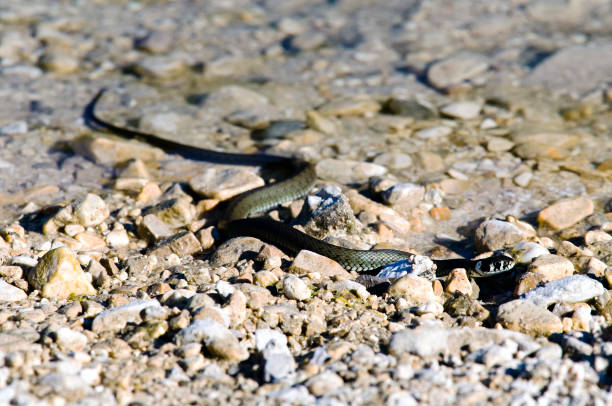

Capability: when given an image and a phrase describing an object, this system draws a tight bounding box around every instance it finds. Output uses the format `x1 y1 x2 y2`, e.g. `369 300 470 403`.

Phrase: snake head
472 253 516 277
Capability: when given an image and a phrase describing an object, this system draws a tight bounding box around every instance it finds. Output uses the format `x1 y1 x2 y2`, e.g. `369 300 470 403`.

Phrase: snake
85 89 515 277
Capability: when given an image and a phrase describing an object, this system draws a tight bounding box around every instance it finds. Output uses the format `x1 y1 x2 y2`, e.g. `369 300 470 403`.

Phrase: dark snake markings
85 89 515 277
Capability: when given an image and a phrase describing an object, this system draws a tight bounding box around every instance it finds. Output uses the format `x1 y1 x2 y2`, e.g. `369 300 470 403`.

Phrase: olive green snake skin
85 89 515 277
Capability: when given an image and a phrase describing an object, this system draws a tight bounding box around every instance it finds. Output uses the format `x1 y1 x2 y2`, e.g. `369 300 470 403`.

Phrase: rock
146 198 195 228
386 97 437 119
0 121 27 136
329 280 370 301
475 219 525 252
526 254 574 281
210 237 265 267
91 299 161 333
189 167 264 201
521 275 606 307
372 152 413 170
73 194 109 227
72 135 165 166
509 241 550 264
300 188 356 238
138 214 174 242
584 230 612 245
486 137 515 152
345 189 411 234
140 112 190 135
317 96 380 117
427 53 489 89
0 280 27 302
315 159 387 184
440 101 481 120
289 250 351 280
414 125 452 140
175 318 248 361
203 85 269 113
524 44 612 94
38 51 79 74
133 55 187 79
388 321 529 357
255 329 295 383
150 231 202 257
513 172 533 187
497 299 563 336
29 247 96 299
538 196 594 230
253 120 306 139
282 275 311 301
54 327 87 352
388 275 437 304
306 371 344 396
513 133 580 160
134 30 174 54
445 268 472 296
382 183 425 210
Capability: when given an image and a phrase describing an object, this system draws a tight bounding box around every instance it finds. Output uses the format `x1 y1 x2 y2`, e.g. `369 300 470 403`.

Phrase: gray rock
414 125 452 140
315 159 387 184
282 275 311 301
133 54 186 79
427 52 489 89
440 101 482 120
475 219 524 252
382 183 425 209
305 370 344 396
372 152 413 170
189 167 264 201
91 299 161 333
300 188 356 238
175 318 248 361
522 275 606 307
524 43 612 94
255 329 295 383
0 120 27 135
54 327 88 352
267 386 315 404
73 193 109 227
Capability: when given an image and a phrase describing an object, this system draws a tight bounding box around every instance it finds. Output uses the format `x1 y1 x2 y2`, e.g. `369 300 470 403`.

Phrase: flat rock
317 96 380 117
521 275 606 308
526 254 574 281
54 327 87 352
91 299 161 333
524 43 612 94
475 219 525 252
175 318 248 361
538 196 594 230
0 280 27 302
497 299 563 336
440 101 482 120
315 159 387 184
427 52 489 89
189 167 264 201
388 274 438 304
29 247 96 300
72 135 165 166
289 249 351 280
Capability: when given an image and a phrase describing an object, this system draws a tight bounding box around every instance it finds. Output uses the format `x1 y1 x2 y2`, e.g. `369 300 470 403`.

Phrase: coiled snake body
85 90 515 277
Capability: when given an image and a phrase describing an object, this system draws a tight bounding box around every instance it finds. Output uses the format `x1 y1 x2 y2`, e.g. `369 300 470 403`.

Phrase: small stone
72 135 165 166
138 214 174 242
445 268 472 296
414 125 452 140
382 183 425 210
255 270 279 287
147 198 195 228
386 97 437 119
512 172 532 187
91 299 161 333
38 52 79 74
0 266 23 279
429 206 451 221
203 85 269 113
305 110 338 135
73 194 109 227
315 159 387 184
150 231 201 257
189 167 264 201
133 55 186 79
571 304 592 331
317 96 380 117
175 318 248 361
372 152 413 170
306 371 344 396
475 219 525 252
140 112 190 135
527 254 574 281
509 241 550 264
427 53 489 89
0 280 27 302
584 230 612 245
329 280 370 301
289 250 351 280
388 275 437 304
497 299 563 336
255 329 296 383
134 30 174 54
29 247 96 299
440 101 481 119
513 133 580 160
538 196 594 230
486 137 515 152
522 275 606 308
282 275 311 301
54 327 87 352
0 121 27 135
105 227 130 249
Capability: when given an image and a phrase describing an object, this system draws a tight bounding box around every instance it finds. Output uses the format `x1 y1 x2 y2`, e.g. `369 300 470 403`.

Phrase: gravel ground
0 1 612 405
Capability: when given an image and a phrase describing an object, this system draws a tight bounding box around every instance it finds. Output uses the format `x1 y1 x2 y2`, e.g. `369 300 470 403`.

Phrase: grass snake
85 89 515 277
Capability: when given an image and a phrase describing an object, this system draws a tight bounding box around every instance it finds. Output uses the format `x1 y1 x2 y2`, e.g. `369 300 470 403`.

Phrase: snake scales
85 89 515 277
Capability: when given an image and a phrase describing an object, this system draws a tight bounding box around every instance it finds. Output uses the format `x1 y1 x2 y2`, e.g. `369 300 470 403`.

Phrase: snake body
85 90 515 277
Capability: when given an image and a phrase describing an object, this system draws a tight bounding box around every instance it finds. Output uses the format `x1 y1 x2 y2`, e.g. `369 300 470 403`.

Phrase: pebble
175 318 248 361
584 230 612 245
0 121 27 136
54 327 87 352
139 112 188 135
147 198 196 228
526 254 575 281
388 275 438 305
445 268 472 296
414 125 452 140
315 159 387 184
496 300 563 336
138 214 173 242
372 152 413 170
189 167 264 201
513 172 533 187
29 247 96 299
0 280 27 302
509 242 550 264
203 85 269 113
513 132 580 160
282 275 311 301
522 275 606 308
317 96 380 117
427 53 489 89
382 183 425 210
73 194 109 227
72 135 165 166
38 52 79 74
306 371 344 396
486 136 515 153
134 30 174 54
289 250 351 280
440 101 481 120
329 280 370 301
91 299 161 333
133 55 186 79
474 219 525 252
255 329 296 383
537 196 594 230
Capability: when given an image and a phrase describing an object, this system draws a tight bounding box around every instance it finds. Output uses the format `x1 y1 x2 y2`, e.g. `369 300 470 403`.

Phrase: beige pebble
497 299 563 336
189 167 264 201
487 136 515 152
584 230 612 245
29 247 96 299
388 274 438 305
527 254 574 281
282 275 311 301
538 196 594 230
445 268 472 296
73 193 109 227
317 95 380 117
